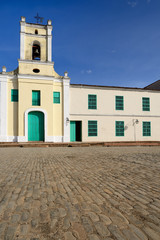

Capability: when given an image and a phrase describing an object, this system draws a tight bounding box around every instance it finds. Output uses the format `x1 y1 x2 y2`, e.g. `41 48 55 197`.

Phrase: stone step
0 141 160 148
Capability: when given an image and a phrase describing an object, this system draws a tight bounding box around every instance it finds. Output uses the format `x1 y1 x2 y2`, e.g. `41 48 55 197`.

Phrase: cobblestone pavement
0 146 160 240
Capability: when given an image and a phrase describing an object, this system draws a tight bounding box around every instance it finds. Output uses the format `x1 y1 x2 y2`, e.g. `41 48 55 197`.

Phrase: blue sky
0 0 160 87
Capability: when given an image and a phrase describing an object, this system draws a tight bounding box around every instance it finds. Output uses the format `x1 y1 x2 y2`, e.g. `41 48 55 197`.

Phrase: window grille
88 120 97 136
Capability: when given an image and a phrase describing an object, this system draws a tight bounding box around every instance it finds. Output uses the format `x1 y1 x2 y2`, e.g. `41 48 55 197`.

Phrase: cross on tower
34 13 44 24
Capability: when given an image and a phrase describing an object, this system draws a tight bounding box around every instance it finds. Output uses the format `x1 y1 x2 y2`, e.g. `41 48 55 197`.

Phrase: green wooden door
28 111 44 141
70 121 76 142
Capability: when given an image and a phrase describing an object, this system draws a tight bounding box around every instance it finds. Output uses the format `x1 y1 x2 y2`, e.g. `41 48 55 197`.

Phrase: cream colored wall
70 86 160 142
53 82 63 136
70 116 160 142
19 62 54 76
7 78 160 141
25 26 47 35
19 62 62 78
24 35 47 61
70 87 160 116
7 78 18 136
18 78 63 138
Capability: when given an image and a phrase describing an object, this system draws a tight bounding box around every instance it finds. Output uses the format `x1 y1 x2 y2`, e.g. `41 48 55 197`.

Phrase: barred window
115 96 124 110
143 122 151 136
88 121 97 136
88 95 97 109
142 97 150 111
116 121 124 136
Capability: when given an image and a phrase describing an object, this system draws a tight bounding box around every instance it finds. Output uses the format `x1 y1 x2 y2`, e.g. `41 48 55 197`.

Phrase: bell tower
20 16 52 62
18 16 59 77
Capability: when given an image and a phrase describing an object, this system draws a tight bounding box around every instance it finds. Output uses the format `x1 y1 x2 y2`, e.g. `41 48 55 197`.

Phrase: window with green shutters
88 94 97 109
32 90 40 106
115 96 124 110
53 92 60 104
116 121 124 136
142 97 150 111
88 120 97 136
11 89 18 102
143 122 151 136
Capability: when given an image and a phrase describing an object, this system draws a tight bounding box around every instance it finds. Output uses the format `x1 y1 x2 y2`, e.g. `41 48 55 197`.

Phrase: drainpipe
133 119 139 141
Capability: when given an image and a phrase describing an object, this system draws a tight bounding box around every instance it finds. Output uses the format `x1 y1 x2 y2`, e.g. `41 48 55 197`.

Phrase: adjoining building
0 17 159 143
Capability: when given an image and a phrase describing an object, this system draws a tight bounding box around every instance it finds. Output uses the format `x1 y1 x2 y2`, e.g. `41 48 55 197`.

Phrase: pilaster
47 20 53 62
0 74 8 141
20 16 26 60
63 72 70 142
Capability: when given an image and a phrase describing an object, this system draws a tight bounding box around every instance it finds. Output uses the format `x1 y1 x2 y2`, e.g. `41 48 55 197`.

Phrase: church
0 16 160 143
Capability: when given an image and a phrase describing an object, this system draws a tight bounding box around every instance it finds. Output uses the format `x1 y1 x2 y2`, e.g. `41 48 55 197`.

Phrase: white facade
70 84 160 142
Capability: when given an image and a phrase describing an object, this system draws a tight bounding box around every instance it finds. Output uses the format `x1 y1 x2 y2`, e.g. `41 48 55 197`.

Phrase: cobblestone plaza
0 146 159 239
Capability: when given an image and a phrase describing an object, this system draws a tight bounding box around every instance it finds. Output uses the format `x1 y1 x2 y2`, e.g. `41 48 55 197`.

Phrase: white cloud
86 70 92 74
81 69 92 74
127 0 138 7
127 0 151 7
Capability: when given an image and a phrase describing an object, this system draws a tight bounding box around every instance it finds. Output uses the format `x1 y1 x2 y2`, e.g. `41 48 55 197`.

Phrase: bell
35 49 39 54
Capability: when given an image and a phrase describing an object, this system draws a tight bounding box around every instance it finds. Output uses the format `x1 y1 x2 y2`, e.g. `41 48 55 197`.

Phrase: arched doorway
28 111 44 141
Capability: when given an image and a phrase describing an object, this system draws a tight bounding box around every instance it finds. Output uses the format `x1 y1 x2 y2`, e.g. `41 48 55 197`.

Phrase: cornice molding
18 74 63 82
25 23 47 29
70 84 160 93
70 113 160 118
18 59 54 66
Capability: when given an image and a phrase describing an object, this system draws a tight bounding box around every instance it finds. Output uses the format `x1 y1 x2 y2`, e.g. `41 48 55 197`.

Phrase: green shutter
88 121 97 136
53 92 60 104
116 121 124 136
32 91 40 106
88 95 97 109
11 89 18 102
142 97 150 111
143 122 151 136
116 96 124 110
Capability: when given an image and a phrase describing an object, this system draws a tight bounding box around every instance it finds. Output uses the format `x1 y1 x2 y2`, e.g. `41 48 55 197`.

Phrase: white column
0 74 8 141
20 17 26 60
47 20 53 62
47 36 52 61
63 72 70 142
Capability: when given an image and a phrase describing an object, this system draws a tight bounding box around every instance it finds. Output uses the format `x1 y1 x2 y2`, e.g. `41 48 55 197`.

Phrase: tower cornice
18 59 54 66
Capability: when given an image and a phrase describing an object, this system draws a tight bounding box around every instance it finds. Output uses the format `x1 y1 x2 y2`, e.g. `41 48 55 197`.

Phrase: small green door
70 121 76 142
28 111 44 141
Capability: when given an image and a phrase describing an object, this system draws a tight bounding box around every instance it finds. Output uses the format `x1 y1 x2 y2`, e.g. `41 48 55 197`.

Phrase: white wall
0 75 8 141
70 85 160 142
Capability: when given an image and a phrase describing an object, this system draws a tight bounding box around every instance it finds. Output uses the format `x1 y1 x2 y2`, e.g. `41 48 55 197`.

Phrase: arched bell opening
32 41 41 60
